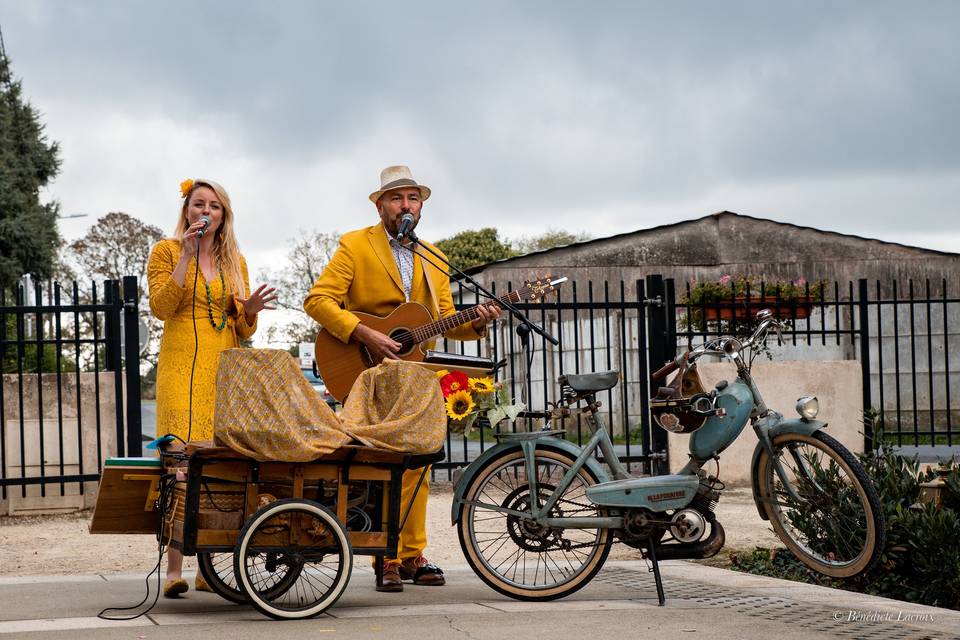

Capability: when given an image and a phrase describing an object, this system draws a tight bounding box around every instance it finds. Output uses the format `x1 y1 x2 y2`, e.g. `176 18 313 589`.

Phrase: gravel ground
0 483 780 577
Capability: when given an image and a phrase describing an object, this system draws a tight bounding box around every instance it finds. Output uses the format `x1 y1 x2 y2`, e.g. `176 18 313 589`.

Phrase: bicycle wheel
756 430 885 578
458 448 612 601
234 498 352 620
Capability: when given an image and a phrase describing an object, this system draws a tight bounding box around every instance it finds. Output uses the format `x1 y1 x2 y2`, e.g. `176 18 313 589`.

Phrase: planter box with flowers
435 369 525 434
680 275 827 332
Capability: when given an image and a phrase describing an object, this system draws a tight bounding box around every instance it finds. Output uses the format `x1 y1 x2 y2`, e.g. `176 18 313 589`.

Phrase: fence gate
0 276 142 513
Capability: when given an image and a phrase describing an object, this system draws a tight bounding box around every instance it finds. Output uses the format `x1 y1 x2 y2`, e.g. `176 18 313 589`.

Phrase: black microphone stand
399 230 559 413
402 230 559 347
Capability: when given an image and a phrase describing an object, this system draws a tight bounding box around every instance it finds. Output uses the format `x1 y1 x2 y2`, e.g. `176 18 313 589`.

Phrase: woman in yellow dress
147 178 276 597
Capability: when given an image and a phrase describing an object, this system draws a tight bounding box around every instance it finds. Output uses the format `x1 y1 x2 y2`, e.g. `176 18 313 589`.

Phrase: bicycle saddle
560 370 620 393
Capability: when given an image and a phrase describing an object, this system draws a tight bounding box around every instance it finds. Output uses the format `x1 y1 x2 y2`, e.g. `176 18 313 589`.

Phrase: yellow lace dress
147 238 256 442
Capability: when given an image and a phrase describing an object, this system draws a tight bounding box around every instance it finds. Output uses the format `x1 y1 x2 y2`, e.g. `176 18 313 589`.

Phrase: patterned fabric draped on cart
214 349 445 460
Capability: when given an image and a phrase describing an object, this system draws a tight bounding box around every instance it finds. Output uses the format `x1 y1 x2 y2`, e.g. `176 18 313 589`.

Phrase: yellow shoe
163 578 189 598
194 574 214 593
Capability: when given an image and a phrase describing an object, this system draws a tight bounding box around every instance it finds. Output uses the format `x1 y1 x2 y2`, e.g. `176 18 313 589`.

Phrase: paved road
1 561 956 639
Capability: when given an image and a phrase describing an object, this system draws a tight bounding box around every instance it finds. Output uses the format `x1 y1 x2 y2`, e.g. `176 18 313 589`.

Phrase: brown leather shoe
398 556 445 586
375 561 403 592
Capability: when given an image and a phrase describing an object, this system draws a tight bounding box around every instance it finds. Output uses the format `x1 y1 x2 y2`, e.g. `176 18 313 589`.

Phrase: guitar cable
96 472 179 620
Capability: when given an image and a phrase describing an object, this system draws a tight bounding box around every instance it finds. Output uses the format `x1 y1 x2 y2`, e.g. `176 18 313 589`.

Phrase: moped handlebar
651 310 788 381
651 351 689 381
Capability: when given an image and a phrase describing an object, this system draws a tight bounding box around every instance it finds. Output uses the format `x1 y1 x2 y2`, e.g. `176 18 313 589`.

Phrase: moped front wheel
757 431 884 578
457 449 612 601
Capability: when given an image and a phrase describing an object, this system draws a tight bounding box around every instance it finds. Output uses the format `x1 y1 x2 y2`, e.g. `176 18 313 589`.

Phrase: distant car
303 362 338 409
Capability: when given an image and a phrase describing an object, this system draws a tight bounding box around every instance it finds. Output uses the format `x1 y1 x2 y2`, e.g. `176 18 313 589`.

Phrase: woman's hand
179 220 208 259
237 283 278 324
171 220 211 285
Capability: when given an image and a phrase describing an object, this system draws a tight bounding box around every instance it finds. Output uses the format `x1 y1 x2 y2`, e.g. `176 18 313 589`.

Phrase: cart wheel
197 552 245 604
198 552 302 604
234 498 352 620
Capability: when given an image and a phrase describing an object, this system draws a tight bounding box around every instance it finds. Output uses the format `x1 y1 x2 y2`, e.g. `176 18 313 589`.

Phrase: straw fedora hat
368 165 432 203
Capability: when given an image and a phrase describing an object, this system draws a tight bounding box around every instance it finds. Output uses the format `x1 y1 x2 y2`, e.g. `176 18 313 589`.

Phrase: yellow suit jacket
303 224 483 345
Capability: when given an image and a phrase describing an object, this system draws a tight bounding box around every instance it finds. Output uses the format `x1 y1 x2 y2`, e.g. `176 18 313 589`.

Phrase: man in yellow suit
304 165 500 591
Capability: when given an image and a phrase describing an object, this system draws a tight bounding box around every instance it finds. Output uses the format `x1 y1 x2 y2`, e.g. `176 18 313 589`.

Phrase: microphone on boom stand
397 224 560 421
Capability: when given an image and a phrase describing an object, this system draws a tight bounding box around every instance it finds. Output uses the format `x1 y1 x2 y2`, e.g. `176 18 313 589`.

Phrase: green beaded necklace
204 269 228 332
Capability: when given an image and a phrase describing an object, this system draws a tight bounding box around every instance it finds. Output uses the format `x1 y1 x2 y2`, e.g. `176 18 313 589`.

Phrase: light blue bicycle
452 310 885 604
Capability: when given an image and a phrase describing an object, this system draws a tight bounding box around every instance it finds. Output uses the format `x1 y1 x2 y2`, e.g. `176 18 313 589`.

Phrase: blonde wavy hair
174 179 247 297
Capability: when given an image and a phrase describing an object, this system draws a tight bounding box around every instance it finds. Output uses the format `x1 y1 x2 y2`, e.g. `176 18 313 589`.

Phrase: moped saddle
560 370 620 393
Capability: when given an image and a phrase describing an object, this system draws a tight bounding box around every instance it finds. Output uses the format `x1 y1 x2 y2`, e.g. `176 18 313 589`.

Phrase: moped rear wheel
457 449 612 601
757 431 884 578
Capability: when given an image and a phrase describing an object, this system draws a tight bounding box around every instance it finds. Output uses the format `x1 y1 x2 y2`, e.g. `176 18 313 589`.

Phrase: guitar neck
411 290 524 344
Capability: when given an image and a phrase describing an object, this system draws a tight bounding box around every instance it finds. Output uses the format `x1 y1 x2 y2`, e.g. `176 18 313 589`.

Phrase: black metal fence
672 278 960 453
437 274 959 478
0 276 142 504
436 275 675 477
4 271 954 499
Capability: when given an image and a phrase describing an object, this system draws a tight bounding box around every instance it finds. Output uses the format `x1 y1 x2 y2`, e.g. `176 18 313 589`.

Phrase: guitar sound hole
389 328 416 357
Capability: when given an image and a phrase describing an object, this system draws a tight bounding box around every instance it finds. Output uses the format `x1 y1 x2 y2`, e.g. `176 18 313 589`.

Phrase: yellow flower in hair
469 376 495 394
434 369 450 379
445 390 475 421
179 179 194 198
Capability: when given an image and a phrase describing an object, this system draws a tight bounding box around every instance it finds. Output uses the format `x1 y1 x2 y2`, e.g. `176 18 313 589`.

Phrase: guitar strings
386 289 526 345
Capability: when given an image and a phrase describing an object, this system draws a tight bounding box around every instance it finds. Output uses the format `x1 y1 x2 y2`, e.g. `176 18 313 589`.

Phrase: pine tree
0 34 62 290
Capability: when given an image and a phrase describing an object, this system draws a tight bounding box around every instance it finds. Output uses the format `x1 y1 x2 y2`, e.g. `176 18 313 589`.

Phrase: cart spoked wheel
198 552 245 604
234 498 352 620
198 551 303 605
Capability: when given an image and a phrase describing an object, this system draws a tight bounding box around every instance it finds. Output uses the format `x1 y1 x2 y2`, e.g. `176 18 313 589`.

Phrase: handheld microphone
196 215 212 238
397 213 416 242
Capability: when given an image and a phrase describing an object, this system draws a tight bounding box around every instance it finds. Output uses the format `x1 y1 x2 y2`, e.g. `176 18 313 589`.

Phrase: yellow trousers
377 467 430 564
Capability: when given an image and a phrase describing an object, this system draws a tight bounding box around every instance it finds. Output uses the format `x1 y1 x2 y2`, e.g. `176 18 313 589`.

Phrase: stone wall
461 212 960 440
467 212 960 296
1 373 118 515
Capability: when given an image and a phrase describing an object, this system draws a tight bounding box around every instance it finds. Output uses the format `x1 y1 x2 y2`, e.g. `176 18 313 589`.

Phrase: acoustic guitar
314 277 566 401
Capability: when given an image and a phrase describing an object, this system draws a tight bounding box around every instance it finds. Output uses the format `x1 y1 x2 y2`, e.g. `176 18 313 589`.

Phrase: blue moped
452 310 885 604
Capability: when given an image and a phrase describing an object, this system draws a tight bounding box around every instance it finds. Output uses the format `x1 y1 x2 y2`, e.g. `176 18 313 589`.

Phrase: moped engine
669 508 708 543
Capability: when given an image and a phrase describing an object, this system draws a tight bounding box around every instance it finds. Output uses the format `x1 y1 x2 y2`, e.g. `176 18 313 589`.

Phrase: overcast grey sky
2 0 959 277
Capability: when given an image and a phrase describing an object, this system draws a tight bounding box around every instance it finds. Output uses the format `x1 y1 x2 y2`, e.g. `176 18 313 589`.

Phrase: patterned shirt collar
384 223 414 301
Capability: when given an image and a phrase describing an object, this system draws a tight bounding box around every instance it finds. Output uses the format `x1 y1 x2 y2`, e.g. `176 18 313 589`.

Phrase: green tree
0 47 61 290
512 229 590 255
434 228 516 270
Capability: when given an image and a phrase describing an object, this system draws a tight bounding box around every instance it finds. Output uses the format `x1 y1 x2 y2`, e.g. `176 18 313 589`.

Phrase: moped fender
750 417 828 520
450 438 611 524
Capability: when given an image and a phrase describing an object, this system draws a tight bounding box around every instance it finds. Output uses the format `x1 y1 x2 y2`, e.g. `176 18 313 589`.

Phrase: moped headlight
796 396 819 420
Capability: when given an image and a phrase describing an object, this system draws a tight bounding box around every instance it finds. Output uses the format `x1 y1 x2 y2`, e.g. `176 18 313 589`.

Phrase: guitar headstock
521 275 568 302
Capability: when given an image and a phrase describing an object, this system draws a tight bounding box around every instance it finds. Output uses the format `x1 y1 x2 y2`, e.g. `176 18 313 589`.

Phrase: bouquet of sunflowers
435 369 525 434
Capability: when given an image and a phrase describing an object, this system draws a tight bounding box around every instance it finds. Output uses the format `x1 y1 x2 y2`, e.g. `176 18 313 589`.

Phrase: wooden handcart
91 441 443 620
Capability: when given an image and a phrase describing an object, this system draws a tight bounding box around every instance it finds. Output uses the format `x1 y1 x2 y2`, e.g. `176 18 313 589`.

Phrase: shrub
730 431 960 610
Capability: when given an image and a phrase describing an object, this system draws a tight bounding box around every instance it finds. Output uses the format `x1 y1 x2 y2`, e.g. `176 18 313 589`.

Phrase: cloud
2 0 958 281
